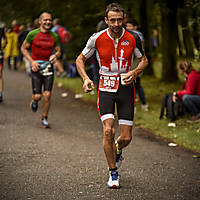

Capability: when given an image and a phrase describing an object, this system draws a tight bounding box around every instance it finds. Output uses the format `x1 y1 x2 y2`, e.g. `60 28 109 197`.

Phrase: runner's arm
133 54 148 76
76 53 94 93
21 40 40 72
49 45 61 63
124 55 148 85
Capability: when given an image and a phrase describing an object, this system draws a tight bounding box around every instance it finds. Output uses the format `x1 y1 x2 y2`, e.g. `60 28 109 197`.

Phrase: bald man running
21 12 61 128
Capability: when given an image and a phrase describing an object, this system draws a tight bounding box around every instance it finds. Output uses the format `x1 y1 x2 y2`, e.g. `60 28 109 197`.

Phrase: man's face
105 11 123 34
126 23 136 31
39 13 52 31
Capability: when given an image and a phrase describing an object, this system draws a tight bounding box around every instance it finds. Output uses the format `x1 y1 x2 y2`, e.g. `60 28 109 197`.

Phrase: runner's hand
83 78 94 93
31 61 40 72
49 54 57 64
123 71 137 85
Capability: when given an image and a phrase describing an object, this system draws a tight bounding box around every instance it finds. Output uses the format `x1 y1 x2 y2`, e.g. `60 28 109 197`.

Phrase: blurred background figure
151 28 159 62
17 22 33 75
4 26 19 70
126 19 148 111
0 17 7 102
11 19 19 33
33 18 40 29
51 18 71 78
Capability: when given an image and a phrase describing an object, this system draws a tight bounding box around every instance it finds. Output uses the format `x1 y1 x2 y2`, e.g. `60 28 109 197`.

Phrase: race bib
99 75 119 92
39 63 53 76
35 60 54 76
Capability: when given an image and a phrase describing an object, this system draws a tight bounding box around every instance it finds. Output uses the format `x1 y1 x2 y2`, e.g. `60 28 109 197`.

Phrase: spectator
18 23 33 75
0 18 7 102
51 18 71 77
11 20 19 33
17 24 26 68
172 61 200 122
33 18 40 29
126 19 148 111
151 28 159 62
4 27 19 70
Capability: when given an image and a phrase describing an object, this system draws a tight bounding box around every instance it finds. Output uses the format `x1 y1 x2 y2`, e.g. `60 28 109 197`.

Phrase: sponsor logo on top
121 40 129 46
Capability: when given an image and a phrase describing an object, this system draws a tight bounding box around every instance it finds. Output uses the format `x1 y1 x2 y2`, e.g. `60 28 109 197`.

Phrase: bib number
40 63 53 76
99 75 119 92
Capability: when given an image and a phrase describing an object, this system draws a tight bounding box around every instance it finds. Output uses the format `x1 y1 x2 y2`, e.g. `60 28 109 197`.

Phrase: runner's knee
104 126 114 140
43 91 51 100
120 135 132 144
34 94 42 101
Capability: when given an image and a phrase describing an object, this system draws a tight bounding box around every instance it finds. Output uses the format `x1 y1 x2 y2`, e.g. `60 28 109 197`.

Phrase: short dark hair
126 19 139 27
105 3 124 18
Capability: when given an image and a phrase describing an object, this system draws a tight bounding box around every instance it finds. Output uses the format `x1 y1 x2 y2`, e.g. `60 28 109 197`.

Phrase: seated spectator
172 61 200 122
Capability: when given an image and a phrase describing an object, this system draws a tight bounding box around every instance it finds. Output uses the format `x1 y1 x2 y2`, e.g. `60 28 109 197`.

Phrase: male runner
21 12 61 128
0 19 7 102
76 3 148 188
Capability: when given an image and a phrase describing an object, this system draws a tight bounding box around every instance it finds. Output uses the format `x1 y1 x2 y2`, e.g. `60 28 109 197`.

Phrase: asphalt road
0 68 200 200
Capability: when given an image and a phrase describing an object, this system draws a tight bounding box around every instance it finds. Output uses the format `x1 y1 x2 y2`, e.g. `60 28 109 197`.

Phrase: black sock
109 167 117 171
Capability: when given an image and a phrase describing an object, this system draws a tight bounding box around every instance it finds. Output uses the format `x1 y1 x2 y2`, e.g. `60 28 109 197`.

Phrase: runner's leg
102 118 116 169
117 124 132 150
42 90 51 117
42 75 54 118
31 72 42 102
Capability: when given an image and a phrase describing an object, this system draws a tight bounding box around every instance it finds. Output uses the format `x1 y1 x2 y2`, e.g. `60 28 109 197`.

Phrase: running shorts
31 71 54 94
98 82 135 126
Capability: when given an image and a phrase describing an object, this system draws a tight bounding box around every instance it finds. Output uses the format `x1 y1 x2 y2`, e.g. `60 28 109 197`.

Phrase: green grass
55 76 98 102
55 59 200 153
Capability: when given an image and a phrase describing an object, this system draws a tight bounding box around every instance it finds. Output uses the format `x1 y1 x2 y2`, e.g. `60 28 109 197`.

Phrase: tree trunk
161 2 178 82
139 0 154 75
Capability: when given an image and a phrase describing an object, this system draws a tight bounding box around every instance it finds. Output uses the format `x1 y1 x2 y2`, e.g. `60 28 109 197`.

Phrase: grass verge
55 59 200 153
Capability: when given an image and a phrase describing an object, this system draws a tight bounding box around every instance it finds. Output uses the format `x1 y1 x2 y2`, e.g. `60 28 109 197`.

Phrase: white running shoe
41 117 50 128
107 171 120 189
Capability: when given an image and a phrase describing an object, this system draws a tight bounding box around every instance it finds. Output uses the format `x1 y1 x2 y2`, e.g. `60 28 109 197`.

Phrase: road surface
0 68 200 200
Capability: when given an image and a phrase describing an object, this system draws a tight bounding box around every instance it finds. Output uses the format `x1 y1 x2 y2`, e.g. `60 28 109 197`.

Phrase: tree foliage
0 0 199 82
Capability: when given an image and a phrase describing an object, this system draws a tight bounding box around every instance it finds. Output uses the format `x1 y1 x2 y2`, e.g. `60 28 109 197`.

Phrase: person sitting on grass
172 61 200 122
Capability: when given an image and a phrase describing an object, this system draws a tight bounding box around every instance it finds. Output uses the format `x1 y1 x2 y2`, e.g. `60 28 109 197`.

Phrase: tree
178 6 195 58
139 0 154 75
160 1 180 82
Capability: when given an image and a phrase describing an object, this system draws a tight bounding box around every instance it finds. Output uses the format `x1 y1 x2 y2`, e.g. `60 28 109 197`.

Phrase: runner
76 3 148 188
0 19 7 102
21 12 61 128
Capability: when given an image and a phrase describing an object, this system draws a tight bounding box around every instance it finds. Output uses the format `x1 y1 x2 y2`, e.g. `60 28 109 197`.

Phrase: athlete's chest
96 36 135 61
33 33 55 49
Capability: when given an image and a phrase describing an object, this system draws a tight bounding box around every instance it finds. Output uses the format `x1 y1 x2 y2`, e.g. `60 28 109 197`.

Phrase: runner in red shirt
76 3 148 188
21 12 61 128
